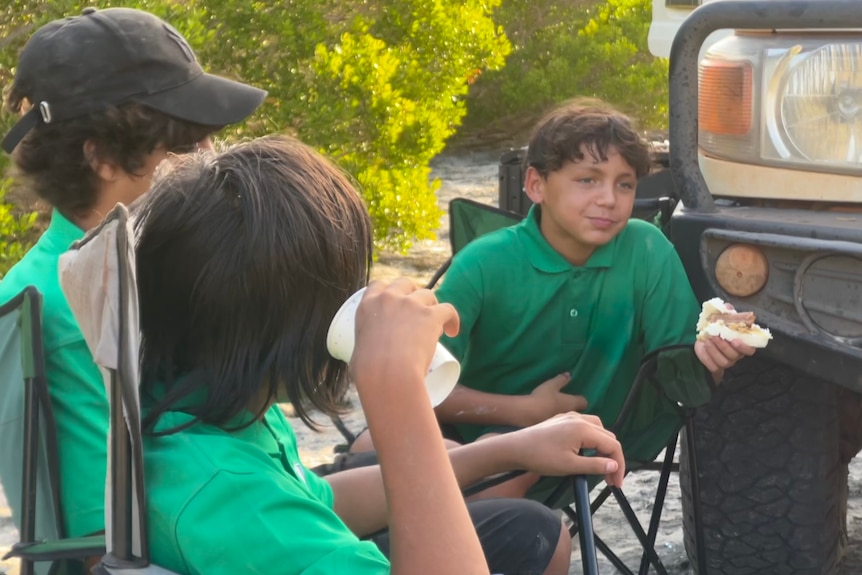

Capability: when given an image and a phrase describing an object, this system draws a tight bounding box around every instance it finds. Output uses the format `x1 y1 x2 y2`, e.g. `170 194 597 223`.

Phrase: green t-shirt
143 404 390 575
0 210 108 537
435 206 701 443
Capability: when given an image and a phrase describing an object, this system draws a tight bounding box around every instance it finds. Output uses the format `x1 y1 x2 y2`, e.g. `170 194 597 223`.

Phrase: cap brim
2 108 40 154
134 72 267 128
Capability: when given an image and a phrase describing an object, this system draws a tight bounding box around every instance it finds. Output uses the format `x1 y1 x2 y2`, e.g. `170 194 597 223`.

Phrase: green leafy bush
1 0 509 255
456 0 668 145
0 171 37 279
1 0 665 262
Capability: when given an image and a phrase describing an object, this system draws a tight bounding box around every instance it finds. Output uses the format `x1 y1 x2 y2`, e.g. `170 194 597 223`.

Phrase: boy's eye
618 181 636 191
576 177 595 184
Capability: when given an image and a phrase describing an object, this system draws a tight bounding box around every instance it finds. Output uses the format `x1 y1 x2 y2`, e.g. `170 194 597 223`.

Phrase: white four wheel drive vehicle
650 1 862 573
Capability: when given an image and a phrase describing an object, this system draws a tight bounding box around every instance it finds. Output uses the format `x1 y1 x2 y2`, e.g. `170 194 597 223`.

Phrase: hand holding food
696 297 772 349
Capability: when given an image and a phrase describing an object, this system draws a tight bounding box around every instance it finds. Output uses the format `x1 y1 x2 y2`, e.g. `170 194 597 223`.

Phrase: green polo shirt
436 205 701 443
0 210 108 537
143 403 389 575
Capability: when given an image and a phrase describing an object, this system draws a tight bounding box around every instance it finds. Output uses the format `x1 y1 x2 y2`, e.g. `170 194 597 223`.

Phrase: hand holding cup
327 281 461 406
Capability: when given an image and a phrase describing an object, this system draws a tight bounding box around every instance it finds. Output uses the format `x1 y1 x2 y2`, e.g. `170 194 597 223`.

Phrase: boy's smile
525 145 637 266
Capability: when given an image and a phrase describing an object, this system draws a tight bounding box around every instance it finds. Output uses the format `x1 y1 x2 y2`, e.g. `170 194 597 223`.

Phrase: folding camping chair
428 198 709 575
534 345 710 575
58 204 179 575
322 193 709 574
0 286 106 575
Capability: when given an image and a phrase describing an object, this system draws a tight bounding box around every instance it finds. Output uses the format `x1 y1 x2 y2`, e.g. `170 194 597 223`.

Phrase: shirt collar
144 376 283 457
149 404 283 457
519 205 616 273
43 209 85 253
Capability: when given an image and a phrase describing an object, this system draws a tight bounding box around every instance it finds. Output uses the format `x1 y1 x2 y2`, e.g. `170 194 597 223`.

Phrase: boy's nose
595 184 616 206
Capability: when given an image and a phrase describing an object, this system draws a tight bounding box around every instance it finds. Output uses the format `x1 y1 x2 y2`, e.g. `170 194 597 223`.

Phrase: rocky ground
3 150 862 575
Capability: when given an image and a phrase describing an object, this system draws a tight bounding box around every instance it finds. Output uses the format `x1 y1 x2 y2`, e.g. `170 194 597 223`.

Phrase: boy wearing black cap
0 6 266 545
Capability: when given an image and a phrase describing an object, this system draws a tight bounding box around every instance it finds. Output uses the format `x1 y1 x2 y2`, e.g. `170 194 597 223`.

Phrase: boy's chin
583 227 623 246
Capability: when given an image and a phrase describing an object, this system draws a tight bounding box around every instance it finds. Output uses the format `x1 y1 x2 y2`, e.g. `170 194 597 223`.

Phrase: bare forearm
328 466 389 536
329 432 526 537
435 384 536 428
359 367 488 575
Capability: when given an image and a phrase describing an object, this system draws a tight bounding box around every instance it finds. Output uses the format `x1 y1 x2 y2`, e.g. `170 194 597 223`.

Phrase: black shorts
312 453 561 574
367 498 561 575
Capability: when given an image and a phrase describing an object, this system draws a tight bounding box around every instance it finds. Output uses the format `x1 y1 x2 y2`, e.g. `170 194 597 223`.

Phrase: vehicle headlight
699 34 862 175
772 43 861 169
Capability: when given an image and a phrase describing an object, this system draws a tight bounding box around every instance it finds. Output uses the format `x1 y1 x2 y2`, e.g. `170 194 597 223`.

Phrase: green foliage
297 1 510 249
577 0 668 127
0 0 667 260
1 0 510 254
0 158 37 279
0 200 36 279
457 0 668 142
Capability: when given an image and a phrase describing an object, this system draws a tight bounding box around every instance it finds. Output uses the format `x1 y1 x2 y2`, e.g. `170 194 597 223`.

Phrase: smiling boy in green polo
433 100 757 497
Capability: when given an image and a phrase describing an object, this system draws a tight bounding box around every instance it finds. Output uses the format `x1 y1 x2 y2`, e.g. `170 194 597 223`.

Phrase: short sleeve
174 470 390 575
263 406 333 507
637 234 713 407
434 248 485 361
640 241 700 352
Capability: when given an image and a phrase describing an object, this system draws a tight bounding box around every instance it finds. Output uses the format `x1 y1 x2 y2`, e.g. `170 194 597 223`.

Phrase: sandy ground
281 391 862 575
3 151 862 575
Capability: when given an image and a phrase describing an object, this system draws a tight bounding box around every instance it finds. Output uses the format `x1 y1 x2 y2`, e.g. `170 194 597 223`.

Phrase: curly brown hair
525 98 653 179
6 88 218 214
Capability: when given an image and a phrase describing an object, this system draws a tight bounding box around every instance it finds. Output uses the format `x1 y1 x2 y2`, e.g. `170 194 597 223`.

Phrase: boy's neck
67 206 110 232
535 210 595 267
68 175 152 232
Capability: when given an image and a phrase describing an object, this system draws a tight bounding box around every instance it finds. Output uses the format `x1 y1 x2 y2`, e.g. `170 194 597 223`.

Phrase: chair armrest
3 535 106 562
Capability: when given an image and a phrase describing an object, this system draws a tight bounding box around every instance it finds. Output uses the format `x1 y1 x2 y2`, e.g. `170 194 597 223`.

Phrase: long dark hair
135 136 373 431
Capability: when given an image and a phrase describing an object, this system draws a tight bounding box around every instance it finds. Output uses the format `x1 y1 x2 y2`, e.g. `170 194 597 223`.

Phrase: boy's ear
523 166 544 204
83 139 118 182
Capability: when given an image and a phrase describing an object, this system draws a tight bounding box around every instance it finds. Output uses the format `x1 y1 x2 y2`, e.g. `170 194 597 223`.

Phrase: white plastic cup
326 287 461 407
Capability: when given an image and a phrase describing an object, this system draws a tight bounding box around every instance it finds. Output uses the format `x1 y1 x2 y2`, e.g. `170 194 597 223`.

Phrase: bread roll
696 297 772 348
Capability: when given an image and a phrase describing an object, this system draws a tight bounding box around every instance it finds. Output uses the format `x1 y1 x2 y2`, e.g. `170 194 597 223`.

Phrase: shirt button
570 308 578 318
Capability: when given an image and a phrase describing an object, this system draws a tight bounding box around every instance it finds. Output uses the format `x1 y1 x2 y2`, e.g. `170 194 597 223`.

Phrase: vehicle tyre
680 357 848 574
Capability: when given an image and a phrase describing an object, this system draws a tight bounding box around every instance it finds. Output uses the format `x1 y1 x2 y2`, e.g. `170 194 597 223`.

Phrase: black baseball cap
2 7 267 154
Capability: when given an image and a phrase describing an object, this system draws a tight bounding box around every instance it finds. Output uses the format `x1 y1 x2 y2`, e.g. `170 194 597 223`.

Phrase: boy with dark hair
0 6 266 544
431 99 756 496
133 135 627 575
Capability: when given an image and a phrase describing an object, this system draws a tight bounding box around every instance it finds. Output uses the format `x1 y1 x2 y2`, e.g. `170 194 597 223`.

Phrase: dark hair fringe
135 135 372 433
525 97 653 179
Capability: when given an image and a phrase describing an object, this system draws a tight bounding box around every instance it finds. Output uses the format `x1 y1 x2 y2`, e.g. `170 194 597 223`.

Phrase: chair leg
684 418 708 574
567 484 613 539
595 533 635 575
20 378 41 575
611 487 669 575
638 433 679 575
564 428 688 575
564 496 665 575
573 476 600 575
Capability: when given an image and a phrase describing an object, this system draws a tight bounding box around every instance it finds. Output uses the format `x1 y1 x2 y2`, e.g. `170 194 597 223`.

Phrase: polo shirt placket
436 205 701 443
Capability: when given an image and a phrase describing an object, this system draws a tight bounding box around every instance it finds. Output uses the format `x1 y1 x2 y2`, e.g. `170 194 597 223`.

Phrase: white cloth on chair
58 204 144 561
